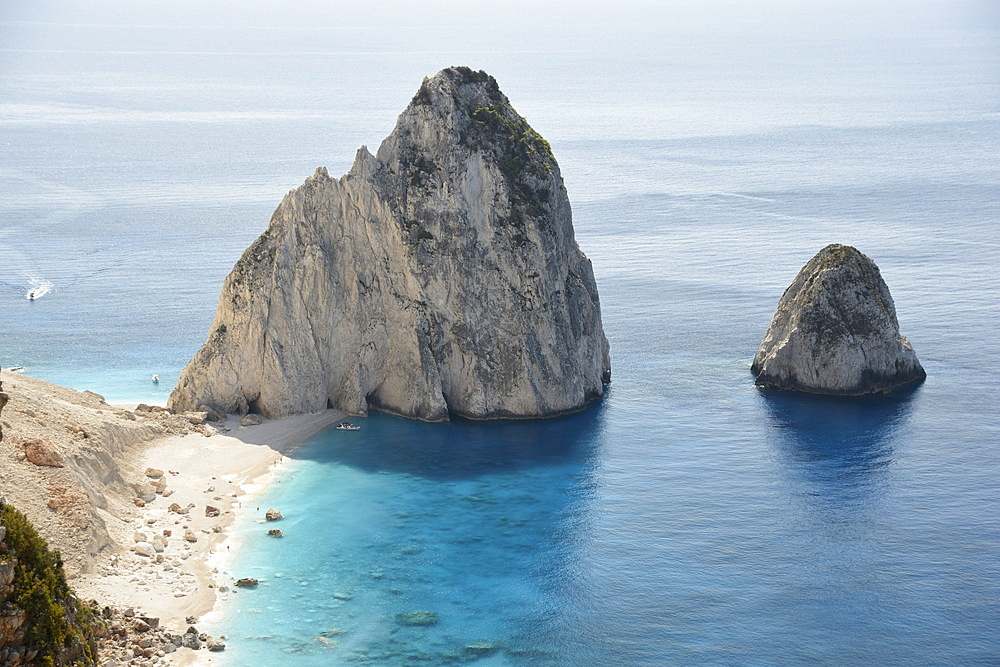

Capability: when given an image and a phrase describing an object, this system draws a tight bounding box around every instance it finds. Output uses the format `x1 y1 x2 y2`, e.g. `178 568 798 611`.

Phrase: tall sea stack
169 67 611 421
752 244 925 395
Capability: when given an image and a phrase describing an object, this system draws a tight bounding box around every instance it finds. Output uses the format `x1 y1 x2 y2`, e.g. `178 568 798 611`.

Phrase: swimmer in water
152 375 160 383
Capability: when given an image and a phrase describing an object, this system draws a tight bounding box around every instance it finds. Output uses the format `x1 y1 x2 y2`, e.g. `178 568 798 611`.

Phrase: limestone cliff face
752 244 925 395
169 67 611 421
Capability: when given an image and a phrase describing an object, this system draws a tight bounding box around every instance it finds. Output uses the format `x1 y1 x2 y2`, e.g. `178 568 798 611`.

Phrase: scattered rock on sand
134 482 156 502
132 542 156 557
168 502 188 515
181 631 201 650
184 529 198 543
144 467 164 478
240 413 263 427
265 508 283 521
235 577 259 588
396 610 439 626
182 411 208 425
206 638 226 651
205 505 220 517
23 438 65 467
197 405 225 422
133 528 155 543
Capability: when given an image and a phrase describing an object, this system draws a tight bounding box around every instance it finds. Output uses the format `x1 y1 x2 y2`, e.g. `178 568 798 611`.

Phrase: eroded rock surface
170 67 610 421
0 378 7 441
752 244 925 395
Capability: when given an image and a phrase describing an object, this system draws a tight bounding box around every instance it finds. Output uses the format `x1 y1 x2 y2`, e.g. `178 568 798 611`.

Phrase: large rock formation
752 244 925 395
170 67 611 421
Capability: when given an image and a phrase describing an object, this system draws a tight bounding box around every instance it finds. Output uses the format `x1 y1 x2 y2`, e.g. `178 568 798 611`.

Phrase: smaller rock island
752 244 926 395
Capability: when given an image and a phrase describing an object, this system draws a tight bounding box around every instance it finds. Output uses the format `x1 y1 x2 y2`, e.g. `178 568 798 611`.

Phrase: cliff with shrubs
0 500 100 665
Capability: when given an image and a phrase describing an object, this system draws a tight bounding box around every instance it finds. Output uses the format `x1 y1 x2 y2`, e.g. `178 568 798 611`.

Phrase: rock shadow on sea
759 384 920 492
291 397 609 480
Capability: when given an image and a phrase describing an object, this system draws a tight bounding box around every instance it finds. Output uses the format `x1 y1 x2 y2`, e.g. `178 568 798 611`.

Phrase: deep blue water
2 1 999 664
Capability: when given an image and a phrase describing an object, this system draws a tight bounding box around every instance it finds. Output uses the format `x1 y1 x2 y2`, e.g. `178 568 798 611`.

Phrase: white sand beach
0 368 345 664
88 409 345 665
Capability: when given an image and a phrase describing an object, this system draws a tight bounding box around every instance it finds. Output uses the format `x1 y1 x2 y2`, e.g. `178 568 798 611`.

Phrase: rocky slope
169 66 611 422
0 378 8 441
0 369 215 578
751 244 926 395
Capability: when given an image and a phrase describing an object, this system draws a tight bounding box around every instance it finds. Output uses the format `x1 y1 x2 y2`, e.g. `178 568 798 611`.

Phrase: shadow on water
759 384 921 493
300 398 609 480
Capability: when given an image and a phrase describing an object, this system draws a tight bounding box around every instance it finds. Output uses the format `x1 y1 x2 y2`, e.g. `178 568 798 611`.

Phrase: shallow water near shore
2 1 1000 664
210 375 998 664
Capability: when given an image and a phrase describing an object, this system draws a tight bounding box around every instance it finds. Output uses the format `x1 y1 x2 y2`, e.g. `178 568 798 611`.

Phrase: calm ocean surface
2 1 999 664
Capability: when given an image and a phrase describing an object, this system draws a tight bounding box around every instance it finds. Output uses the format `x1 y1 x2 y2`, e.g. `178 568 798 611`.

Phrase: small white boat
151 374 160 383
336 422 361 431
26 290 37 300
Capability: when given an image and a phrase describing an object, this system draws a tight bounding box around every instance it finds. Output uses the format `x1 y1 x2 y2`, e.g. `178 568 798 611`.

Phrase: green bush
0 503 97 666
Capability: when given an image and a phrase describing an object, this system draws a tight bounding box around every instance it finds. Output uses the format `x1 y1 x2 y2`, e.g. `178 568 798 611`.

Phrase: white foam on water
25 277 53 300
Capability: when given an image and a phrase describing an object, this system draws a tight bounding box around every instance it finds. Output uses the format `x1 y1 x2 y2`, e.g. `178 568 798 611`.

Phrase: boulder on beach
239 413 263 427
182 411 208 425
133 528 154 544
134 483 156 503
132 542 156 557
23 438 65 467
752 244 926 395
197 404 224 422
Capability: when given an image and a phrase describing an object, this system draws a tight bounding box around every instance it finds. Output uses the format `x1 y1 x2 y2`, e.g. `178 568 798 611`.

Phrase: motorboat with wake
336 422 361 431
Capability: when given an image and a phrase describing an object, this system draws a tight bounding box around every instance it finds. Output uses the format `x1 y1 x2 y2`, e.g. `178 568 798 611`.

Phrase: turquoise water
2 1 1000 664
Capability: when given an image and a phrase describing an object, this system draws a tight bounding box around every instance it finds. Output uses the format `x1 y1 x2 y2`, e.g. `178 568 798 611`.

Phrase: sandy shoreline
74 406 346 665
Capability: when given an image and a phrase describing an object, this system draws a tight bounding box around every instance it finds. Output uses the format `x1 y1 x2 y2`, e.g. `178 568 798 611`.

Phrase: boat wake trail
25 277 53 300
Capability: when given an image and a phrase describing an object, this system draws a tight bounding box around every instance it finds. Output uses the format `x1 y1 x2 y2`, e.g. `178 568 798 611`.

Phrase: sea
2 1 999 664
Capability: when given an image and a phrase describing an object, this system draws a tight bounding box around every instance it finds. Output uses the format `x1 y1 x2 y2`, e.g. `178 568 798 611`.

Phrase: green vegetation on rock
471 103 554 178
467 102 555 225
0 503 100 666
